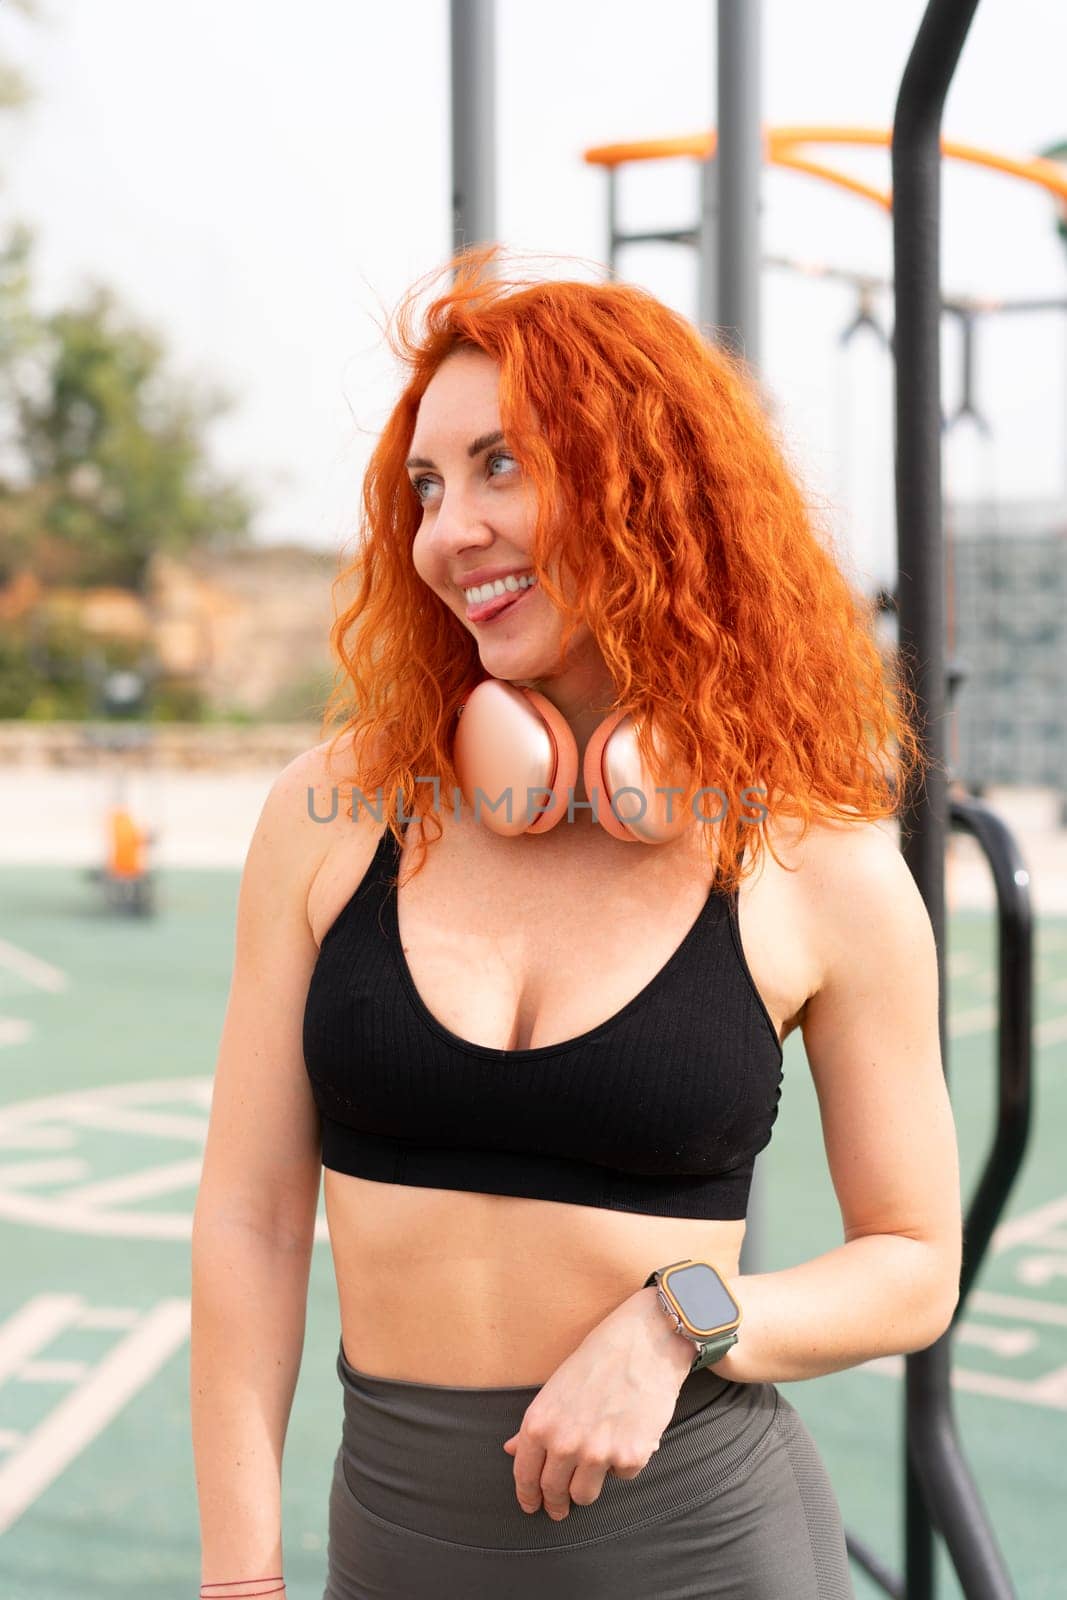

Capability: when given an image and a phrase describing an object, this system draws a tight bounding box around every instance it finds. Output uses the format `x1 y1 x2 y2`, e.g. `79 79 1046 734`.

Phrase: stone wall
0 721 325 770
1 542 353 720
144 544 345 717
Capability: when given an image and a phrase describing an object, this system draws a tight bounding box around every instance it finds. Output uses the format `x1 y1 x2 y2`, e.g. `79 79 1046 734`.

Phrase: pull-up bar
584 124 1067 218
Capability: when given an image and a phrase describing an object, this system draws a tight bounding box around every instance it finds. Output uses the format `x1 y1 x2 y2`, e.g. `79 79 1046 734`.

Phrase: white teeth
464 572 536 604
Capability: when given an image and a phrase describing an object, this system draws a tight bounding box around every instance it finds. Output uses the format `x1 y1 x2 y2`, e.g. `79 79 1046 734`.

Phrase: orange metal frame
584 125 1067 213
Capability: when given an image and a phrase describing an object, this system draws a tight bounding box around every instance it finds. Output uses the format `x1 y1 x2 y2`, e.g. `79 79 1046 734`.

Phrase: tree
0 4 259 589
0 0 43 125
0 247 259 588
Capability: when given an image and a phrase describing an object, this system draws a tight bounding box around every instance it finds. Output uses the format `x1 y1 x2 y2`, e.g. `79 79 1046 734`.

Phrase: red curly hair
320 244 926 895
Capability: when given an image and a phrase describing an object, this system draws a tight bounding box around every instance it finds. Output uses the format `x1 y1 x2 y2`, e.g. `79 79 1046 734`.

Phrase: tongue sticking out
468 580 536 622
478 591 521 620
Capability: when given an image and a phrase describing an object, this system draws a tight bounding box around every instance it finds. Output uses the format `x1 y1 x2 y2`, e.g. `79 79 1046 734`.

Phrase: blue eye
410 451 517 504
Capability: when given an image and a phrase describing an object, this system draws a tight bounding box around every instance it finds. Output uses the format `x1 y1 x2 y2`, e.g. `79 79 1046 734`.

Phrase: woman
191 246 962 1600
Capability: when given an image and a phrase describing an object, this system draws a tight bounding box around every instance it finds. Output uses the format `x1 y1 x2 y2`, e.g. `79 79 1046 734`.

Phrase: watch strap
687 1328 739 1371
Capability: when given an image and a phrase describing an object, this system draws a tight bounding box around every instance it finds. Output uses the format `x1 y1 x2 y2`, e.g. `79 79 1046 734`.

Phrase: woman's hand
501 1284 700 1520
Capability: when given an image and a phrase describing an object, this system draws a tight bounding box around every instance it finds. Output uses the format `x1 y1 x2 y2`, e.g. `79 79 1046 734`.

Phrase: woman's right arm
190 744 336 1595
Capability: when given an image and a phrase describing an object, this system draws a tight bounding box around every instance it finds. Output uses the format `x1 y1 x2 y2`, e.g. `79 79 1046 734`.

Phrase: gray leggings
324 1337 855 1599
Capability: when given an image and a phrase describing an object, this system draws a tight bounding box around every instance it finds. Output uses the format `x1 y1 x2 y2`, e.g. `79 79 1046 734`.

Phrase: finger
539 1456 580 1521
567 1457 612 1508
513 1440 547 1514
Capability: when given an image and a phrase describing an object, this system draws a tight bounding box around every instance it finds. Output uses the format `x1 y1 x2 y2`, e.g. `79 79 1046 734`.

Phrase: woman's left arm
712 816 963 1385
502 820 963 1514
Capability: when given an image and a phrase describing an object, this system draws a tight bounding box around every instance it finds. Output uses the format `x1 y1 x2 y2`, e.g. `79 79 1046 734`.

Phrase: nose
425 482 496 565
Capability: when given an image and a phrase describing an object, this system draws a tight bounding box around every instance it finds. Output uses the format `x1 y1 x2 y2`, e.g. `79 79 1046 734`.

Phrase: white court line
992 1194 1067 1253
0 1294 84 1383
856 1199 1067 1412
58 1103 209 1141
969 1290 1067 1328
62 1158 204 1209
21 1360 91 1382
946 1008 1067 1047
956 1362 1067 1407
0 1296 190 1535
77 1307 141 1330
948 1005 997 1038
862 1354 1067 1409
0 1159 90 1187
0 940 67 993
0 1127 76 1151
1015 1231 1067 1252
1035 1014 1067 1047
1015 1255 1067 1288
954 1324 1037 1357
0 1017 32 1048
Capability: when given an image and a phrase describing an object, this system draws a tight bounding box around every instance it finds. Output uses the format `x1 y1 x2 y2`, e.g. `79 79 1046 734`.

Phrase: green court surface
0 865 1064 1599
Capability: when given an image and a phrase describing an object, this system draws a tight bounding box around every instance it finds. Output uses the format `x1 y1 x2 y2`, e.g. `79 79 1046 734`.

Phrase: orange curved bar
584 129 890 211
584 125 1067 206
771 125 1067 201
584 134 715 166
770 150 890 210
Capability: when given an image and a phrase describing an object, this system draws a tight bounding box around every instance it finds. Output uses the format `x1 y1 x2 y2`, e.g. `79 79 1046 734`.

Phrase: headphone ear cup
584 710 696 844
582 708 641 842
453 679 578 835
517 686 579 832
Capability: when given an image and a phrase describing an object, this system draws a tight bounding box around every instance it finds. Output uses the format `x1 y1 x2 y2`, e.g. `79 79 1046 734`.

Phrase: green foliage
0 225 260 589
0 612 95 719
0 609 216 723
258 664 336 723
149 680 207 723
0 8 263 727
0 0 42 125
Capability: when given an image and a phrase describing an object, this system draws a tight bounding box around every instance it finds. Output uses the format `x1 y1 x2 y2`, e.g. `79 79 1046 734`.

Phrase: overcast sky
5 0 1067 594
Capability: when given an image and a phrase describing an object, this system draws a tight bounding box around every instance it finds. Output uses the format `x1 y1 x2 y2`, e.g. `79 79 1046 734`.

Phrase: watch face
663 1262 740 1335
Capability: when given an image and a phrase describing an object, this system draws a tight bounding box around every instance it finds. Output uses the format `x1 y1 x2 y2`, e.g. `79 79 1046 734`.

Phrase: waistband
334 1336 781 1550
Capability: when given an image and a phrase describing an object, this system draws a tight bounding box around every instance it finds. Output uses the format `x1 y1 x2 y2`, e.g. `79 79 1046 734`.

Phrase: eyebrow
405 430 505 471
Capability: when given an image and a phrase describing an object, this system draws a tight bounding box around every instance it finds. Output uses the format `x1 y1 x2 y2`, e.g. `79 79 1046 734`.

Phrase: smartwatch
644 1259 742 1373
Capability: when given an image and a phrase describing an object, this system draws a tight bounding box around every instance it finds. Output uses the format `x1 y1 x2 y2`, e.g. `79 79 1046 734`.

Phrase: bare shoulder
263 727 382 886
777 808 961 1299
765 809 926 997
291 728 394 945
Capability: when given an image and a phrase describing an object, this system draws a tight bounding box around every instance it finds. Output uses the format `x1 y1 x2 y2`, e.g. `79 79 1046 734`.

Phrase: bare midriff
307 802 819 1388
326 1177 747 1386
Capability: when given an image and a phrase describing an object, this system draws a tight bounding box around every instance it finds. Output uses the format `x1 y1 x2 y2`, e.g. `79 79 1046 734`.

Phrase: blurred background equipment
584 121 1067 825
81 663 159 917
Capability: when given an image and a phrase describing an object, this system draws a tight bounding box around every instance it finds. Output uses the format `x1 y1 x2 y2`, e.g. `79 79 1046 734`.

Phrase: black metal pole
893 2 1015 1594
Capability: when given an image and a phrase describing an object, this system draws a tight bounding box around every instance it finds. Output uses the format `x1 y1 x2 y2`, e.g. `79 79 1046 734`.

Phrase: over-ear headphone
451 677 697 844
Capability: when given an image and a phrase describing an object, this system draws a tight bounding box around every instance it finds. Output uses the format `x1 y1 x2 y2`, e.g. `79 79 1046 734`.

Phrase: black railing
947 800 1035 1309
843 791 1033 1598
893 3 1024 1592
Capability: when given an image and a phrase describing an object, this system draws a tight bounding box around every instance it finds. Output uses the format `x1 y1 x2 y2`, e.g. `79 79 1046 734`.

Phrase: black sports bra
302 822 784 1220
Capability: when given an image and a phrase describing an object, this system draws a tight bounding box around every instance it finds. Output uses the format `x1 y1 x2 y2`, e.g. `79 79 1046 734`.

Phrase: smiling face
407 346 614 721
